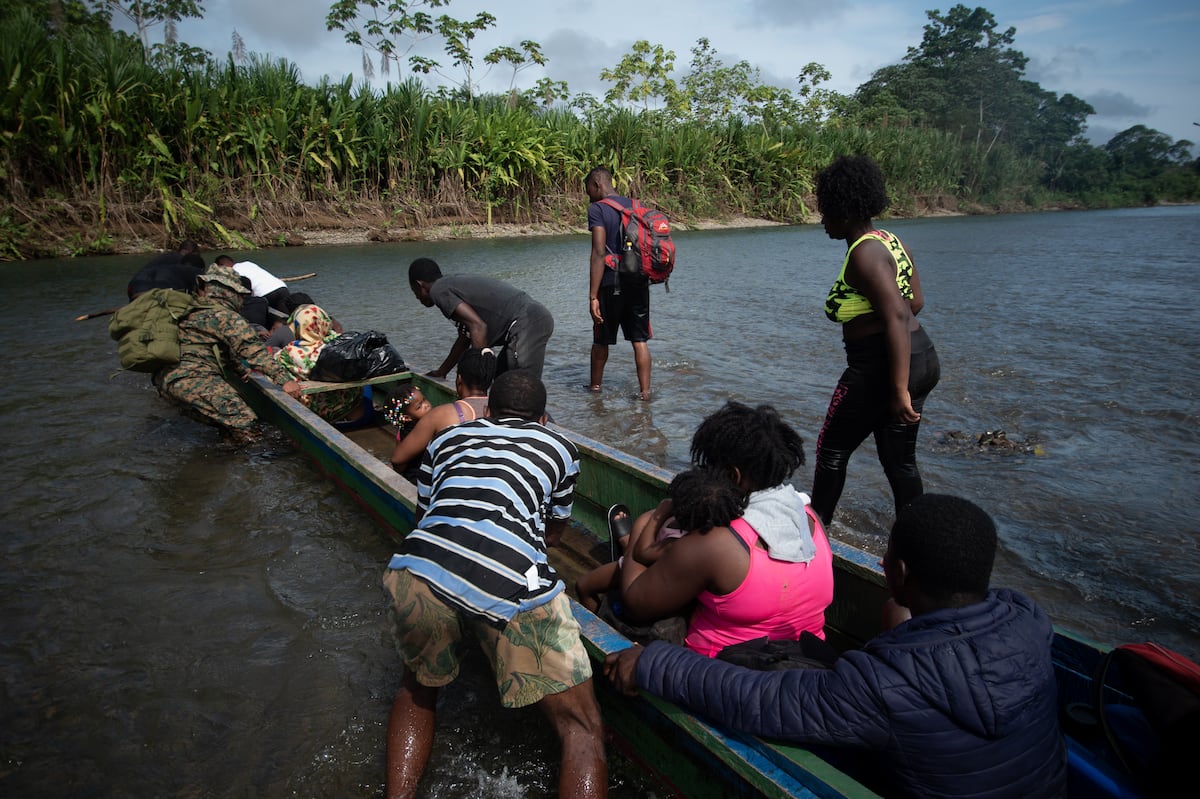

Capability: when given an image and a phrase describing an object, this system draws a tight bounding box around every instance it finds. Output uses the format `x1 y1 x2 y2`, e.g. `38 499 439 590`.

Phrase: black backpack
716 632 838 671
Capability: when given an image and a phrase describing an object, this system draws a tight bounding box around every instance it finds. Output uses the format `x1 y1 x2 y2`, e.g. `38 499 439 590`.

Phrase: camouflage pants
161 373 257 431
383 568 592 709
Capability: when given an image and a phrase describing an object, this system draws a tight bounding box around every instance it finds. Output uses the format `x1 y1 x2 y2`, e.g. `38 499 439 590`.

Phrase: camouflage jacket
160 305 289 386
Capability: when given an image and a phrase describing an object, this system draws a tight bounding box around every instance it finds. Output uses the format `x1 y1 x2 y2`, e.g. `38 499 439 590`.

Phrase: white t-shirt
231 261 286 296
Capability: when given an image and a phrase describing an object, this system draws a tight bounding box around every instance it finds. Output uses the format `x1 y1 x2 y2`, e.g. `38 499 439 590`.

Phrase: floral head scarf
276 304 336 380
273 304 361 422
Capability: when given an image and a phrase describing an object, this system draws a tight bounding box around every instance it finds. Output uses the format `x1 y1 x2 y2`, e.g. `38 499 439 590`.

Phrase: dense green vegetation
1 1 1196 260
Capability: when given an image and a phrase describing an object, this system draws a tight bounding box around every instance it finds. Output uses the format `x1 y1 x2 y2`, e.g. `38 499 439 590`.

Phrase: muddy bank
5 193 972 261
295 214 791 248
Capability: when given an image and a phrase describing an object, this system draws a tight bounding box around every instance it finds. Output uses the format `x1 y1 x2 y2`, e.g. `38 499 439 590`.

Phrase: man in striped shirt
382 370 607 799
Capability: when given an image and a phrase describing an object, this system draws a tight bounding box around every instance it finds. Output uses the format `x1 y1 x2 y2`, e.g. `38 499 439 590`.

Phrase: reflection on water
2 205 1198 796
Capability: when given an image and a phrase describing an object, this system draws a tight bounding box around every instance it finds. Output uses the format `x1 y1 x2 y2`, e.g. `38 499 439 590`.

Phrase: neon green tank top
824 229 914 323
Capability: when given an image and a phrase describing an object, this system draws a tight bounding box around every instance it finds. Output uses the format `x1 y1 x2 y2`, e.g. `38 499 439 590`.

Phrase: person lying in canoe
383 386 433 442
387 348 497 476
605 494 1067 799
614 401 834 657
575 467 745 640
261 292 347 347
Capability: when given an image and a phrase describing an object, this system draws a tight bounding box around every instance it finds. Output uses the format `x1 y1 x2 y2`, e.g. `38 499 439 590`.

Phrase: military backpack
107 288 197 373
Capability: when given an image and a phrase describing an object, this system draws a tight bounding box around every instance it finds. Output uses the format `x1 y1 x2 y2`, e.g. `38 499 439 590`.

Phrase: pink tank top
683 510 834 658
452 396 488 423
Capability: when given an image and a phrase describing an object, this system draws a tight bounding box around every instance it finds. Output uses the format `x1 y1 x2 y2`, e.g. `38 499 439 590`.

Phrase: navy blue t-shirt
587 195 632 289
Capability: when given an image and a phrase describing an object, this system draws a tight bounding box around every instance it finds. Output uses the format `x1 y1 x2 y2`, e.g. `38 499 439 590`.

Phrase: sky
159 0 1200 148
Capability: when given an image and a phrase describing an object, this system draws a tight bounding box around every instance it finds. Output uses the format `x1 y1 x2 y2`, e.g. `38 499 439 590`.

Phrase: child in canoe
575 467 747 633
387 348 498 474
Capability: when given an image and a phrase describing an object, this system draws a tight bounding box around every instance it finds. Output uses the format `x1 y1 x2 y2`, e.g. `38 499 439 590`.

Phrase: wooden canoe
242 371 1149 799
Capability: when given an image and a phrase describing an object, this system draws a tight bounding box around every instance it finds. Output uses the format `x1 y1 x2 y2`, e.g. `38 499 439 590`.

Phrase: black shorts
593 277 652 345
262 286 292 316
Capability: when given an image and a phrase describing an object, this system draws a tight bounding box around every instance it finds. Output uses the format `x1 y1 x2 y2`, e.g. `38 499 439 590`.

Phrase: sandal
608 504 632 562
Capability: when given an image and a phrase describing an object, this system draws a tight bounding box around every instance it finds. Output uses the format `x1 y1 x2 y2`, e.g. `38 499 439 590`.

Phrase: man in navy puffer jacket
605 494 1067 799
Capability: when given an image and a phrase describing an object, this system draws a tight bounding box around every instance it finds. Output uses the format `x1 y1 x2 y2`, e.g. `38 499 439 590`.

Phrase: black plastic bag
309 330 408 382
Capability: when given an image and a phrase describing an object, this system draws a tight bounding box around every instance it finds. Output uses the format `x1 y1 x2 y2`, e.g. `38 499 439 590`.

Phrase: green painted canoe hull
244 372 1146 799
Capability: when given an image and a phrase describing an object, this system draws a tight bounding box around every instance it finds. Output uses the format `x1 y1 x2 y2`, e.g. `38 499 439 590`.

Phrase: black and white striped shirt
388 417 580 626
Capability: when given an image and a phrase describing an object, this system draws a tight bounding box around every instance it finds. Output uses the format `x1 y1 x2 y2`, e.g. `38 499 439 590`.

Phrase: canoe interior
244 372 1150 799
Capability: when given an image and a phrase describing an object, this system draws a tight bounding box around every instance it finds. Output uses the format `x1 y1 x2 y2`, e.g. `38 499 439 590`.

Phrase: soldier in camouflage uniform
157 267 302 446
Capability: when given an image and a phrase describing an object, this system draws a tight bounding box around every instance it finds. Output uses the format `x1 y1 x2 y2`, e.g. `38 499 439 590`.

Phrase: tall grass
2 15 1157 259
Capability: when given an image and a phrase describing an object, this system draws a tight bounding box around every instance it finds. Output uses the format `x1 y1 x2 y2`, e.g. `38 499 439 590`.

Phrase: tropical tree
600 40 684 115
1105 125 1193 177
325 0 543 99
484 39 546 96
418 9 495 96
681 38 758 124
853 4 1091 157
0 0 112 33
93 0 205 48
524 76 569 109
326 0 447 80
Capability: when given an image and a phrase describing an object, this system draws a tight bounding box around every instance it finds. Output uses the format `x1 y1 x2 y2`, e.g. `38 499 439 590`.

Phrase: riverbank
5 193 975 260
296 214 794 247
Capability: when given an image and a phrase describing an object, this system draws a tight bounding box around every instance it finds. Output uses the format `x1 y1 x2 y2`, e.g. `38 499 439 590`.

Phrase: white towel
740 485 816 563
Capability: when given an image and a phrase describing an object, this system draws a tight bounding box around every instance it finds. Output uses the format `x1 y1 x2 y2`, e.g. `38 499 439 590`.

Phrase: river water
2 206 1197 797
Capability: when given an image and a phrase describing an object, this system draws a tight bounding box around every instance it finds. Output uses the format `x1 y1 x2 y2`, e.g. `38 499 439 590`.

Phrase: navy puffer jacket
636 588 1066 799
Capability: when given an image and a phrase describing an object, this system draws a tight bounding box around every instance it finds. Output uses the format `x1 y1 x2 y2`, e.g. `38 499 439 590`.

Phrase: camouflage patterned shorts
383 568 592 708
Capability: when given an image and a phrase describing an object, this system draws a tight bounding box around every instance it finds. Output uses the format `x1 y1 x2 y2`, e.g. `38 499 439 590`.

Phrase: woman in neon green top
810 155 940 528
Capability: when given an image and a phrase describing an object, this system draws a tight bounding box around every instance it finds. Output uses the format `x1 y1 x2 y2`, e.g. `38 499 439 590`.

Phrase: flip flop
608 504 632 562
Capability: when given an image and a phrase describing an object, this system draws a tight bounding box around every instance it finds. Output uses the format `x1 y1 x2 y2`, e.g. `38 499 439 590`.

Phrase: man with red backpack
585 166 654 400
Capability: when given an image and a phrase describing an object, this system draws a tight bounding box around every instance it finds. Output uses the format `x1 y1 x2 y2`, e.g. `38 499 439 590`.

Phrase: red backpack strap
596 197 625 269
597 196 630 217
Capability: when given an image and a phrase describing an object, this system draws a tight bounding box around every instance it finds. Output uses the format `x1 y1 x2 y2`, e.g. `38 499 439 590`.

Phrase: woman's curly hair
815 154 890 222
690 401 806 492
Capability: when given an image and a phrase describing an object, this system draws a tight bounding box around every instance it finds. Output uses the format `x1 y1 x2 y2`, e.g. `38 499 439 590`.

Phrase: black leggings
811 327 940 527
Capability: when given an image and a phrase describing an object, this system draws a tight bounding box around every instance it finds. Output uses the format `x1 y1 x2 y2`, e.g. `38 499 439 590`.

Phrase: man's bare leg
589 344 609 390
386 670 438 799
537 679 608 798
632 341 651 400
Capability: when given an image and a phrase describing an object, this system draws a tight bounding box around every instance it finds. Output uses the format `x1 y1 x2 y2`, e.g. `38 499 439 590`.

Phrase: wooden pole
76 273 315 320
75 308 118 321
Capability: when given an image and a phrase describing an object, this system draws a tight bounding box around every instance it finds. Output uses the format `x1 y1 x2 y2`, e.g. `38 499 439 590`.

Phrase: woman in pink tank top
619 402 835 657
684 512 833 657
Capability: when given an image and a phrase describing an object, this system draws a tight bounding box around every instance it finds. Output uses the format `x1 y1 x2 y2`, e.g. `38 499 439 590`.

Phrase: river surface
2 206 1198 797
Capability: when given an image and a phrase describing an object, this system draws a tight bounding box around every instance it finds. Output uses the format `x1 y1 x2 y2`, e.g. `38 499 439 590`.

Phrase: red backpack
1093 642 1200 795
599 197 676 291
